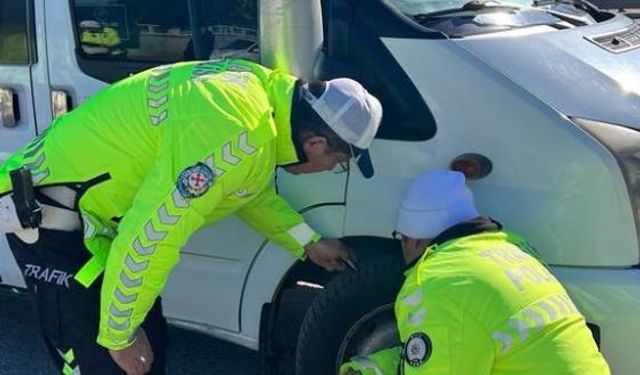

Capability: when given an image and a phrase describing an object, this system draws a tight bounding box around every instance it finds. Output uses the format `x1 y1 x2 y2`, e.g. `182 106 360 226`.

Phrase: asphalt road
0 289 260 375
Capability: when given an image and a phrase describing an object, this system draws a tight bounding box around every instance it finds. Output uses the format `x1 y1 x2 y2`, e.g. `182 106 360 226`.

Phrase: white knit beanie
396 170 479 239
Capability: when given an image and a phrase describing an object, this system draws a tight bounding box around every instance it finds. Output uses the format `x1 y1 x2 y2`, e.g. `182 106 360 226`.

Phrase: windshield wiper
533 0 600 15
532 0 600 24
413 0 520 21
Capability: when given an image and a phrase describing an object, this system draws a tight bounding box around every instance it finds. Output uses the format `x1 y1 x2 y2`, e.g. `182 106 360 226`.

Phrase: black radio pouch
10 167 42 229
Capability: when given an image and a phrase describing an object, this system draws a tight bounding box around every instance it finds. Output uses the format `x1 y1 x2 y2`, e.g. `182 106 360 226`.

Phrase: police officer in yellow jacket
79 20 124 58
0 58 382 375
341 170 610 375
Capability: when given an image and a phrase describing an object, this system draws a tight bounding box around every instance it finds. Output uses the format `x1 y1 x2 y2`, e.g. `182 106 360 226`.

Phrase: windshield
389 0 534 15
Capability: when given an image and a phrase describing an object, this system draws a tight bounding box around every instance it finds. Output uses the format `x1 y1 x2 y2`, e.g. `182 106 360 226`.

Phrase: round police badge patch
177 163 215 199
404 332 432 367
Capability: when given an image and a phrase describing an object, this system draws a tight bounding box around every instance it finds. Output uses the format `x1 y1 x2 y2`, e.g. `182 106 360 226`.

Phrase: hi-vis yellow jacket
0 59 320 350
81 26 121 48
341 221 610 375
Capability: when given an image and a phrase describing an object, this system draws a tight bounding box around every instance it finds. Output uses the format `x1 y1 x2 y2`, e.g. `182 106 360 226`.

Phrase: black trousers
7 229 169 374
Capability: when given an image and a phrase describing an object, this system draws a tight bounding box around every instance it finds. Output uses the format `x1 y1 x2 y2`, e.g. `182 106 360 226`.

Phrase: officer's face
283 136 350 175
399 234 432 265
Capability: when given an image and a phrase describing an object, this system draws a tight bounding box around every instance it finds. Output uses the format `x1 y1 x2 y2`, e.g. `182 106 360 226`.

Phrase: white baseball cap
302 78 382 178
396 170 479 239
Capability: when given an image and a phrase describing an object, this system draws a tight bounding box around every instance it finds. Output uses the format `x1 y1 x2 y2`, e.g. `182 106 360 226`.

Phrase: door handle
0 88 20 128
51 89 73 119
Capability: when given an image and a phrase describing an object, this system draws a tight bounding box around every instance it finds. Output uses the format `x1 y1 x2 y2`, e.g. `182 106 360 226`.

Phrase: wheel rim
335 303 399 373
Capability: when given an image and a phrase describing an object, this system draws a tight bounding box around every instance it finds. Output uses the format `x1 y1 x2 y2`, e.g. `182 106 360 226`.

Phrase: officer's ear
301 135 329 158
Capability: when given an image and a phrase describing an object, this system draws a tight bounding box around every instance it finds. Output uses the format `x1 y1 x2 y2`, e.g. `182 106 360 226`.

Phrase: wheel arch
255 235 402 374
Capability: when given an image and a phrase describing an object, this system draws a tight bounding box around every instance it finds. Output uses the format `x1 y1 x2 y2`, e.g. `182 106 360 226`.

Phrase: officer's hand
108 328 154 375
305 239 357 272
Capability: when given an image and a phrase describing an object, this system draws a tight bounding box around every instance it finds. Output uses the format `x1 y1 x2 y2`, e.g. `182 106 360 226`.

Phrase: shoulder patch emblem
404 332 432 367
177 163 215 199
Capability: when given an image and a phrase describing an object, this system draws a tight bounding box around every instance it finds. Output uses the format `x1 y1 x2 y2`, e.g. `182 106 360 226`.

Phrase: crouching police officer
0 58 382 375
341 170 610 375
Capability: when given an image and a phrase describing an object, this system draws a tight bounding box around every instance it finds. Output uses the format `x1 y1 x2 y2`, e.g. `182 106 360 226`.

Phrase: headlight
572 117 640 248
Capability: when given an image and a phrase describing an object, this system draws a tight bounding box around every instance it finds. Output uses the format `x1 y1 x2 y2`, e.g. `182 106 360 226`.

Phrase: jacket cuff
286 222 321 259
97 329 136 351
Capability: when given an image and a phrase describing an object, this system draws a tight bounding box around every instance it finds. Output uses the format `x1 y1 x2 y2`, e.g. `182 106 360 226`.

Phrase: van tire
295 252 404 375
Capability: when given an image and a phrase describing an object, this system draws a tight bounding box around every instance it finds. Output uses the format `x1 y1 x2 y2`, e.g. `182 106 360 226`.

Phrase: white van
1 1 639 374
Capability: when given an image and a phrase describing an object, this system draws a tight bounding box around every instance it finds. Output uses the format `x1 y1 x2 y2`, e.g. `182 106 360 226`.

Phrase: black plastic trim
586 322 601 348
26 0 37 64
322 0 437 141
259 303 276 375
12 92 21 123
351 20 436 141
324 0 445 59
346 0 446 39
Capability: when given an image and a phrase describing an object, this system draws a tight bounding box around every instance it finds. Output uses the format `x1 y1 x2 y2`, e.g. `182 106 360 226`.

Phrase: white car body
0 1 638 374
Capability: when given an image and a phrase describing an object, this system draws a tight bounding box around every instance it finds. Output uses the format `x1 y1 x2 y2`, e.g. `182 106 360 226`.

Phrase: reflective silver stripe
537 299 558 322
114 287 137 304
55 348 72 364
56 349 82 374
234 188 250 197
109 303 133 318
147 67 171 126
523 308 545 329
125 254 149 273
147 96 168 108
152 70 170 81
133 237 157 256
172 189 189 208
82 214 97 239
551 295 569 316
492 331 513 353
158 204 180 225
24 153 45 170
150 111 168 126
287 223 316 246
350 356 384 375
222 142 240 165
559 295 579 314
32 169 50 184
237 132 256 155
24 140 44 158
119 271 142 288
143 221 167 242
148 82 169 93
402 289 423 307
228 63 252 73
204 155 225 177
191 62 225 79
108 317 130 331
408 307 427 326
509 318 529 341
